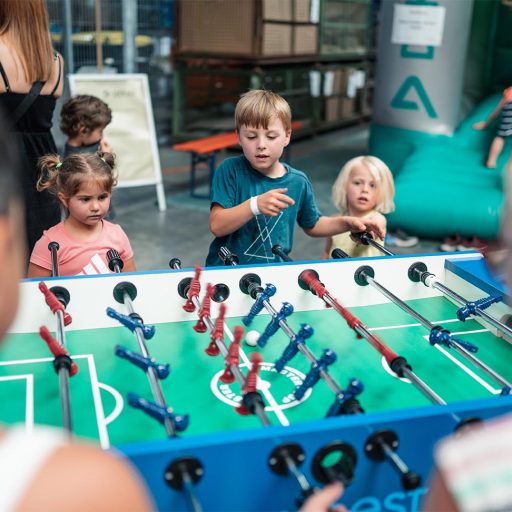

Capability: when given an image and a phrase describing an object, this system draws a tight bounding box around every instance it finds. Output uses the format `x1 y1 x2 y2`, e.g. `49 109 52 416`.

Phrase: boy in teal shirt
206 90 385 266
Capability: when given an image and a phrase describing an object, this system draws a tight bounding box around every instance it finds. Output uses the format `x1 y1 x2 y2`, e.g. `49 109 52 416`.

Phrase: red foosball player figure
194 283 213 333
236 352 263 415
38 281 72 326
39 326 78 376
205 302 226 356
183 266 202 313
219 325 243 383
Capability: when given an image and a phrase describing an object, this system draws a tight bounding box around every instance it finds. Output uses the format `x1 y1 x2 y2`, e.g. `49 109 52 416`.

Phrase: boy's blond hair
332 156 395 215
235 89 291 132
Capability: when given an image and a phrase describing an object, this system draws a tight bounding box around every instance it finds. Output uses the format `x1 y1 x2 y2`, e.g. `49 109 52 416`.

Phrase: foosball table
3 251 512 511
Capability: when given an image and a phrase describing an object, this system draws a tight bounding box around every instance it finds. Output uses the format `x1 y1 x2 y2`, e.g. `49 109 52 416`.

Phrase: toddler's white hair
331 155 395 214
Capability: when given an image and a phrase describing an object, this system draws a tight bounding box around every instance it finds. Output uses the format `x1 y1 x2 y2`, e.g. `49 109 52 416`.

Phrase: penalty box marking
428 329 501 395
368 318 502 394
0 354 124 449
0 374 34 434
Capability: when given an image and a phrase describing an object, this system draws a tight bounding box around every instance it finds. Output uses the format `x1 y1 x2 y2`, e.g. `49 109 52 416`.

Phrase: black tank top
0 53 62 132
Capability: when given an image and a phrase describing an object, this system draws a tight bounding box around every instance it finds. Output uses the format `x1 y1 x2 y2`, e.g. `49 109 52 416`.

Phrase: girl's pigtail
36 154 62 193
97 152 118 187
98 151 115 169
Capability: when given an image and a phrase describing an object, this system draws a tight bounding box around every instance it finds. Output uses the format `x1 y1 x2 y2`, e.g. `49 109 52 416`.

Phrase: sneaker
386 228 419 248
440 233 462 252
456 236 487 252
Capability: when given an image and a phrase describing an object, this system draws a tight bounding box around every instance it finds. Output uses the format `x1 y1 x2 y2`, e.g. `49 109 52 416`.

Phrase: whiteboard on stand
68 73 166 211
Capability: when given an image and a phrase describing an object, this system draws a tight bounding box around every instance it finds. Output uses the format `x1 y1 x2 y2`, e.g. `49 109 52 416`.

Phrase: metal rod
122 291 176 437
363 236 395 256
323 295 449 408
62 0 74 73
363 272 512 391
95 0 103 72
427 277 512 340
379 440 410 475
284 454 312 494
122 0 137 73
258 296 344 396
47 242 60 277
366 276 432 329
181 470 203 512
55 309 72 434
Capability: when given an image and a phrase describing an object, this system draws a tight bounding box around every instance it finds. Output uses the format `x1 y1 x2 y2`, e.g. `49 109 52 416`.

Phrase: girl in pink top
27 152 136 277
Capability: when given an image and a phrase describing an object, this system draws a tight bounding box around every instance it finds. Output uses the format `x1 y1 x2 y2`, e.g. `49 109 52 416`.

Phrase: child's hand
257 188 295 217
345 216 386 240
473 121 486 130
299 481 347 512
100 138 113 152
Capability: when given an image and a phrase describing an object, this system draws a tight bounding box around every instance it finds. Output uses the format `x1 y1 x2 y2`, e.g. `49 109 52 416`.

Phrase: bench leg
190 152 199 197
207 153 216 199
190 152 215 199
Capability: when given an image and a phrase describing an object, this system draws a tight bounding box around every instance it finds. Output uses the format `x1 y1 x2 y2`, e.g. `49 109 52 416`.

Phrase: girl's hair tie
55 162 62 169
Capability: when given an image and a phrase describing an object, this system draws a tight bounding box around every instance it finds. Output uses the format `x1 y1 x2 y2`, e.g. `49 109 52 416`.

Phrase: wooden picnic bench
172 120 304 198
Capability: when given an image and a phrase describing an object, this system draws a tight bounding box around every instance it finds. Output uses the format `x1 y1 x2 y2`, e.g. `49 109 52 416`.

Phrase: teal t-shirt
206 156 321 266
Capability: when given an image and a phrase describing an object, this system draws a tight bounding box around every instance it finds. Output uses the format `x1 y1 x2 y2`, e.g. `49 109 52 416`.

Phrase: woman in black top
0 0 64 259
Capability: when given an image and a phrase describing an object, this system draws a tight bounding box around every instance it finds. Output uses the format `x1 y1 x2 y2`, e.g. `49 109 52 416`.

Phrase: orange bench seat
173 121 304 198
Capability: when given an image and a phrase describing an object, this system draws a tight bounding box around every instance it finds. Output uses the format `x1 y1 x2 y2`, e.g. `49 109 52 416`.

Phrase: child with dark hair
60 94 112 157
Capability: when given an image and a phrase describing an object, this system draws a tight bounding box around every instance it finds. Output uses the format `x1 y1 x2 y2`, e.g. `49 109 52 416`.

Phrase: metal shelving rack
171 0 376 140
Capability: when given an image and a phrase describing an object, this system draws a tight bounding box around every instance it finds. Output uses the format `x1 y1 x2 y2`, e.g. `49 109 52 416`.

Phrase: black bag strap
9 80 44 129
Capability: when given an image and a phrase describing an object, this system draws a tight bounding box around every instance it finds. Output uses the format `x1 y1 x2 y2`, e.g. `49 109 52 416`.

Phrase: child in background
322 156 395 259
27 152 135 277
206 90 385 266
473 86 512 171
60 95 112 157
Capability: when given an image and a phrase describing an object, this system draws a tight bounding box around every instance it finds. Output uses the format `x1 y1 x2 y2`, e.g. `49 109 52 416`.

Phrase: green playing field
1 295 511 448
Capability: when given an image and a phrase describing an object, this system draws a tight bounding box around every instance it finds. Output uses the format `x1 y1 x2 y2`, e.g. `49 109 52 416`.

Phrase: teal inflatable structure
370 94 508 240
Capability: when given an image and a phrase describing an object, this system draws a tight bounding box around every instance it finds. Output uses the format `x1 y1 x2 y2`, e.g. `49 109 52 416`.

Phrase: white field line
0 374 34 434
368 319 500 393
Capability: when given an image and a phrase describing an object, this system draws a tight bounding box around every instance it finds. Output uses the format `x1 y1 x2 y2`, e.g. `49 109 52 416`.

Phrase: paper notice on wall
309 70 321 97
391 4 446 47
310 0 320 23
346 70 365 98
323 71 334 96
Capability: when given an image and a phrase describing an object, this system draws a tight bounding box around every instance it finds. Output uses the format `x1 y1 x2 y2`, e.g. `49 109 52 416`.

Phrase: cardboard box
177 0 319 58
263 0 292 21
293 25 318 55
263 0 315 22
295 0 312 22
332 68 347 94
178 0 255 55
262 23 293 56
325 97 341 122
339 96 356 117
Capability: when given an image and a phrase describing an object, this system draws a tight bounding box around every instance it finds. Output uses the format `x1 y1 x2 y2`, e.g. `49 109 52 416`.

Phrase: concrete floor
113 123 441 271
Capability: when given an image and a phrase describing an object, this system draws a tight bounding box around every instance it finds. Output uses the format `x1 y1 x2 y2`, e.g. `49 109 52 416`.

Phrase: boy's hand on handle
345 216 385 241
473 121 486 130
257 188 295 217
